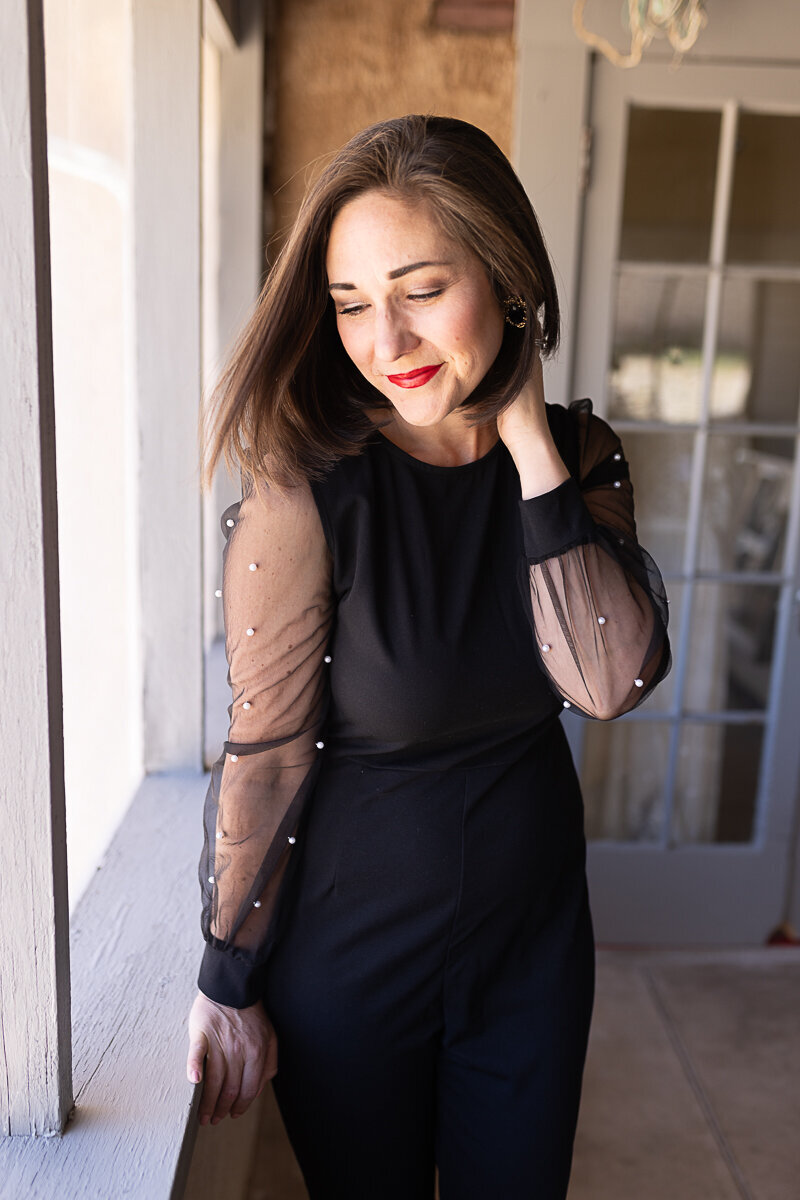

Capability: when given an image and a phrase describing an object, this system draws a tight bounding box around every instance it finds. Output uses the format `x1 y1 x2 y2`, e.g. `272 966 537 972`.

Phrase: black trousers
262 750 596 1200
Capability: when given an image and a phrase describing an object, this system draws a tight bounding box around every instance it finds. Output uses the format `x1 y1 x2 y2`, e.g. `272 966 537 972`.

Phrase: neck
375 411 499 467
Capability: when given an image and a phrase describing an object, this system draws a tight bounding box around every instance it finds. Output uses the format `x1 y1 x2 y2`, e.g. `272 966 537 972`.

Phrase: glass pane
685 583 779 712
619 107 721 262
623 432 693 574
673 721 762 844
699 435 795 572
711 277 800 424
609 271 707 422
582 721 670 841
728 112 800 264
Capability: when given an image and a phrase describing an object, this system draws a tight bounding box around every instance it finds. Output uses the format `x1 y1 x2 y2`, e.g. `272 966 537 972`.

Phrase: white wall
43 0 143 910
202 3 266 659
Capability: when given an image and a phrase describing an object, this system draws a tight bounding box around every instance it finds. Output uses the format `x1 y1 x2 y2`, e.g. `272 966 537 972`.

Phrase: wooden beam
514 0 591 413
0 0 72 1136
131 0 204 772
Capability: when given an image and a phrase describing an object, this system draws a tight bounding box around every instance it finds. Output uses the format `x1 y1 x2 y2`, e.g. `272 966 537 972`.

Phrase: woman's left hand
496 351 549 457
497 355 570 499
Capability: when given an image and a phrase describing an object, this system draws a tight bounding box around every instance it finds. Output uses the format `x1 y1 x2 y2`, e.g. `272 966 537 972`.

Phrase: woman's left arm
498 359 671 721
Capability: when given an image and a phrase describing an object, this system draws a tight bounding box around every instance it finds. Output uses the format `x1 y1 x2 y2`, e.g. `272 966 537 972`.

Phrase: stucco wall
271 0 516 238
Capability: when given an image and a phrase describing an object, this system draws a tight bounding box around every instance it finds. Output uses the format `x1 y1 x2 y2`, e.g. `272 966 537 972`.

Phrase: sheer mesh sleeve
197 479 333 1007
520 399 671 720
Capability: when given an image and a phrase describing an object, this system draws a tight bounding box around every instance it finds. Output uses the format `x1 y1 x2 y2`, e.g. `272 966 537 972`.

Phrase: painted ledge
0 774 207 1199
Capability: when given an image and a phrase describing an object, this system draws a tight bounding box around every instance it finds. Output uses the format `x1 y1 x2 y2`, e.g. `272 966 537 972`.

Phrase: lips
386 364 443 388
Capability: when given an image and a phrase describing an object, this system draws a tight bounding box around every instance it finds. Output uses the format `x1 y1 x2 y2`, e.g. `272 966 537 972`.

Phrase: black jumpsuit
197 399 670 1200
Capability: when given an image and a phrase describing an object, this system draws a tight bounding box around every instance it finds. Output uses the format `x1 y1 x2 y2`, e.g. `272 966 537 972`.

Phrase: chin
388 392 464 428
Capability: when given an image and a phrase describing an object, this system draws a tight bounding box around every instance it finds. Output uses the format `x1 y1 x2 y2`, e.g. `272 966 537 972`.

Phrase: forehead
326 190 463 277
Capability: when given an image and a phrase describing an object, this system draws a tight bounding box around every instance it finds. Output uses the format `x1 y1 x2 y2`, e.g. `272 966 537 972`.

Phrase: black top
198 399 671 1008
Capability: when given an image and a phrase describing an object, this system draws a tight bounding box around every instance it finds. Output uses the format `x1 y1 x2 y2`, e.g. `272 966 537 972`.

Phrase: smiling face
326 190 506 433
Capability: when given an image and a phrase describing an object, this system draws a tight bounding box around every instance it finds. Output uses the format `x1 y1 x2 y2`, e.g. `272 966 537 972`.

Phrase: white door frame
570 60 800 942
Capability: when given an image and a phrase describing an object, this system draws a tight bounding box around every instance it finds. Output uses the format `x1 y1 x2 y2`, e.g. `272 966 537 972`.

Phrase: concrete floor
245 946 800 1200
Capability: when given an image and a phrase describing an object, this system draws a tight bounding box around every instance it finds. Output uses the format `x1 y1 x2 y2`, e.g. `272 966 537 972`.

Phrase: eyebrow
328 260 451 291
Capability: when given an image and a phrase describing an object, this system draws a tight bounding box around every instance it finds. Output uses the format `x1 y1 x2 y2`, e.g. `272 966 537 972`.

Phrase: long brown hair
201 114 560 491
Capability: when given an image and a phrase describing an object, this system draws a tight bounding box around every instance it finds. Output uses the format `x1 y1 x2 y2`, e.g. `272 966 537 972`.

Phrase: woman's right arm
187 476 332 1121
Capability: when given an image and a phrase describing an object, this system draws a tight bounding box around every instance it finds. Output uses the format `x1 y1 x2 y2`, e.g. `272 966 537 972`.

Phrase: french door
569 61 800 942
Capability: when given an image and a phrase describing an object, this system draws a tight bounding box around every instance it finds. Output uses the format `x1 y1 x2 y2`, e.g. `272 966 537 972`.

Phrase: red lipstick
386 364 443 388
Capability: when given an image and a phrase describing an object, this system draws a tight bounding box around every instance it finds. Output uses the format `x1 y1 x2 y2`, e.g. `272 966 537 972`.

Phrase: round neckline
373 429 504 474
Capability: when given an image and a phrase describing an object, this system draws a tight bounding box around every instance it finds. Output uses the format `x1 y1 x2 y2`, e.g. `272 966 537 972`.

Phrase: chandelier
572 0 708 68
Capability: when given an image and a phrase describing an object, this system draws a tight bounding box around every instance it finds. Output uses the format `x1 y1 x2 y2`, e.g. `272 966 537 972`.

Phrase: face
326 190 505 430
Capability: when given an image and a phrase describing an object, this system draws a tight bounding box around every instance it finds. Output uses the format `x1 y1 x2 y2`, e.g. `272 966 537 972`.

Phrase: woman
186 114 670 1199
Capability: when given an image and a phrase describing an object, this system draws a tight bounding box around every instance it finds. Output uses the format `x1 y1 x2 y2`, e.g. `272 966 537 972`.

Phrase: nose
374 304 419 364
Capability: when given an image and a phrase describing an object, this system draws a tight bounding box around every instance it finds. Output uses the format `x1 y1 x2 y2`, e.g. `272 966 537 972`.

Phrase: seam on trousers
440 770 468 1001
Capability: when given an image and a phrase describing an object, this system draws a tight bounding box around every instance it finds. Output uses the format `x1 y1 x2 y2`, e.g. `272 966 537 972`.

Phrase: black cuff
519 477 597 563
197 941 263 1009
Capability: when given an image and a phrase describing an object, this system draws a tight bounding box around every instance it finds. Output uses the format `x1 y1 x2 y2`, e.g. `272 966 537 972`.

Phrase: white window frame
1 4 266 1192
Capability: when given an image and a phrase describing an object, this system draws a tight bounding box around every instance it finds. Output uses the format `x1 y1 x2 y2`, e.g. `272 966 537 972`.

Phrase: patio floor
245 945 800 1200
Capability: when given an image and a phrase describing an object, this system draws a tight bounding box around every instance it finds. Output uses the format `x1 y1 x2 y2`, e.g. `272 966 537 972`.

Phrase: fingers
188 993 277 1126
198 1043 227 1126
233 1052 267 1119
186 1031 208 1085
210 1059 244 1125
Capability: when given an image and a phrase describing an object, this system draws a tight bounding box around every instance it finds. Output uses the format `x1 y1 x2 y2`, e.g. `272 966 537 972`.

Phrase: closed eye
409 289 443 302
336 288 445 317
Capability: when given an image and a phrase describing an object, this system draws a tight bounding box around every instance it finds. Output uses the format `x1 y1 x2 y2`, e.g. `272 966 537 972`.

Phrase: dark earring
503 295 527 329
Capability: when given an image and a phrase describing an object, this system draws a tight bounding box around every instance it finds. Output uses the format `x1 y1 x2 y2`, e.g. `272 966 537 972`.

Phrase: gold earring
503 295 527 329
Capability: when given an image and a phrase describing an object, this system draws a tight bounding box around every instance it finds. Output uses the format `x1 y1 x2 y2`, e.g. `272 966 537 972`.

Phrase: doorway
571 61 800 942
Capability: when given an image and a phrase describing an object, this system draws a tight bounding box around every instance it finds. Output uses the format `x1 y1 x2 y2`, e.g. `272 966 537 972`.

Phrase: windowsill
0 772 208 1197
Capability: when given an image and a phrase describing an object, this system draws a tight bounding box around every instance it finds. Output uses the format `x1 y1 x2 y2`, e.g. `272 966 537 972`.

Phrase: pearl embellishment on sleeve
242 701 251 710
634 678 644 687
249 563 257 571
597 616 606 625
215 589 222 598
246 628 255 637
230 754 238 762
226 518 235 527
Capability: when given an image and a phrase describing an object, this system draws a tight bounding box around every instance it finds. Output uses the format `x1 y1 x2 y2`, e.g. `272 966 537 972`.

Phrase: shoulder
224 477 329 571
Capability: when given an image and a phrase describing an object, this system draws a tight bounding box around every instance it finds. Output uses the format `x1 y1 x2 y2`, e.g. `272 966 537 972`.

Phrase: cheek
457 308 504 371
336 320 368 368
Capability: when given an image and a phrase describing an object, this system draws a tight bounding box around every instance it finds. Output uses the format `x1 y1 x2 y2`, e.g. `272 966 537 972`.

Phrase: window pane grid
588 100 800 847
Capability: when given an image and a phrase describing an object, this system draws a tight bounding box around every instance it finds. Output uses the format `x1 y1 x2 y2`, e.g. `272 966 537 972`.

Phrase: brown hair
201 114 560 491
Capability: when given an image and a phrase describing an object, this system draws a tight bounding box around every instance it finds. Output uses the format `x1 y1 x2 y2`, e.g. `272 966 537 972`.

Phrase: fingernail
190 1070 200 1084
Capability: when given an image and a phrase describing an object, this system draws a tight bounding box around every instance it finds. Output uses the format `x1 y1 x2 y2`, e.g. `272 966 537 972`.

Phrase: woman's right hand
186 990 278 1125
